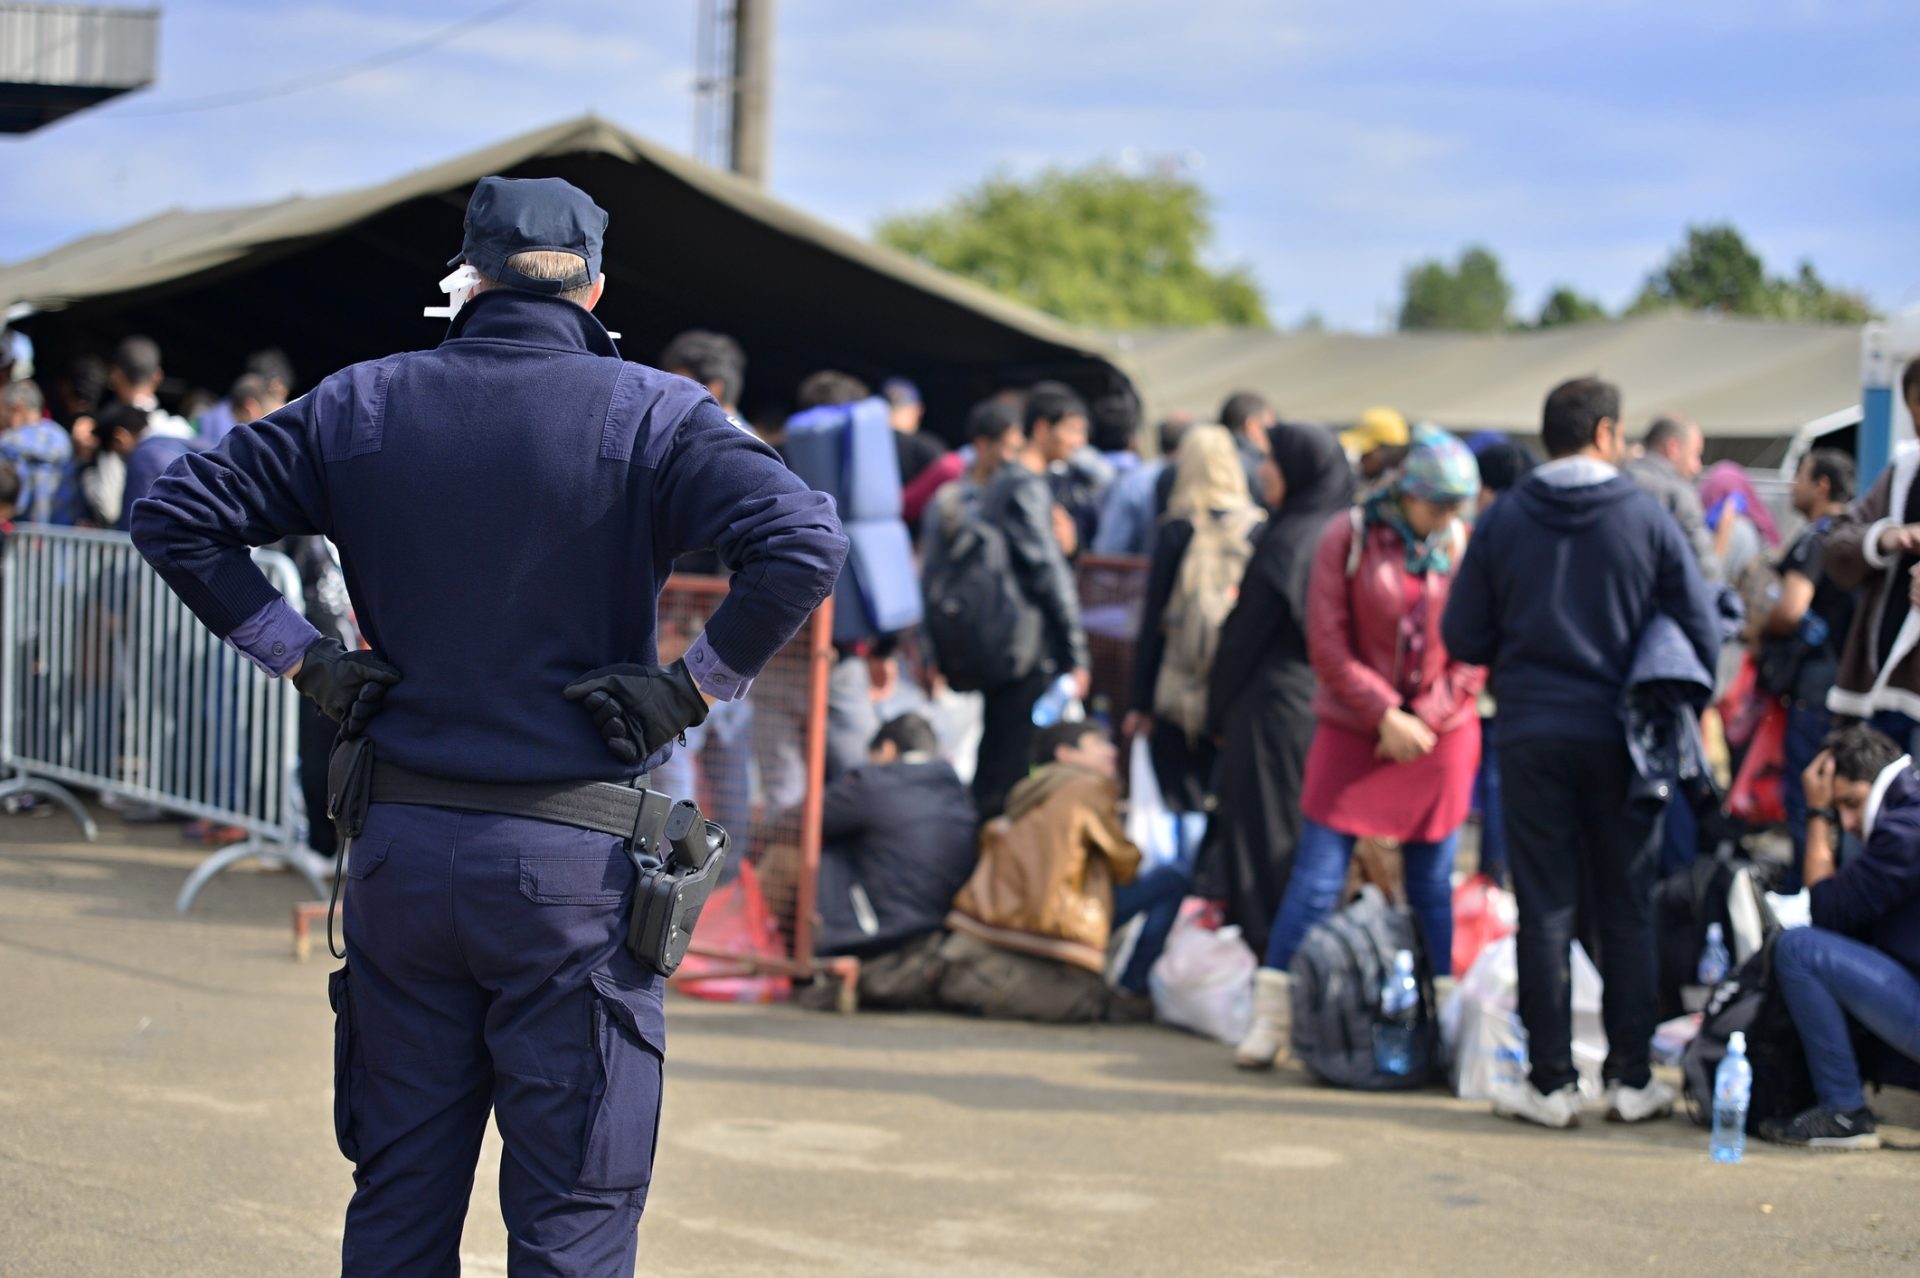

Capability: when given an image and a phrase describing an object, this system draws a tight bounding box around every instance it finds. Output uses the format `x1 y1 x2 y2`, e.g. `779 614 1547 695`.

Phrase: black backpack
1289 887 1440 1090
922 479 1043 693
1651 855 1770 1022
1681 937 1815 1133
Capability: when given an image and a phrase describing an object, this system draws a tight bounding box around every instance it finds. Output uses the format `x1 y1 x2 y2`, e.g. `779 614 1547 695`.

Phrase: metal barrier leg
0 773 101 841
175 839 332 913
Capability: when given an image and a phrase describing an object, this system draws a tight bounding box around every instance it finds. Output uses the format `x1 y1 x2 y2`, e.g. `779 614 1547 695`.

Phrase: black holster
626 794 731 977
327 734 376 841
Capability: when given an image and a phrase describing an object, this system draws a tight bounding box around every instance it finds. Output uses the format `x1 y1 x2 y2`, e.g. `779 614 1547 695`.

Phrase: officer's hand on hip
564 659 710 765
292 637 402 738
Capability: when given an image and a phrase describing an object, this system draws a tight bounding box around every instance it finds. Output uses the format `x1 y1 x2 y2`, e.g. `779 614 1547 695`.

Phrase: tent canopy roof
1112 313 1861 439
2 115 1126 433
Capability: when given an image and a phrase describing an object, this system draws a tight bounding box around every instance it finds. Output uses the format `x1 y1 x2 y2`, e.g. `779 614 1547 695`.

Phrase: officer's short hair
481 250 597 305
0 457 19 510
659 331 746 406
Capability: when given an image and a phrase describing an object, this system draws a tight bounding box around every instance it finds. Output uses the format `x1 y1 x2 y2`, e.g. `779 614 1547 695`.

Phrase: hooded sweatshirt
1441 458 1717 746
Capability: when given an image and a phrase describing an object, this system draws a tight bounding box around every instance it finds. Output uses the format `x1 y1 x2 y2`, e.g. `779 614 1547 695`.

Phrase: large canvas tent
1113 314 1861 464
0 116 1128 435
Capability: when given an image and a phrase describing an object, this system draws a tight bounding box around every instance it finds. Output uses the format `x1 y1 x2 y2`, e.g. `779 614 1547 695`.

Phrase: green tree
1397 246 1513 331
1535 285 1609 328
874 165 1267 329
1776 261 1875 324
1630 223 1875 323
1630 224 1770 315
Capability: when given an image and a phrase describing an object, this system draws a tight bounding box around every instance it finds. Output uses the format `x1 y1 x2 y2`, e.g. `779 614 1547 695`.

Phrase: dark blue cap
450 176 607 294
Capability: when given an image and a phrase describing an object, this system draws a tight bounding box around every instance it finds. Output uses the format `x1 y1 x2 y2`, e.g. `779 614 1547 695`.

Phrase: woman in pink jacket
1236 426 1485 1068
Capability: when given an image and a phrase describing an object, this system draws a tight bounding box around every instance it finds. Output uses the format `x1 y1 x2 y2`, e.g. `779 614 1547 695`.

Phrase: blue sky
4 0 1914 330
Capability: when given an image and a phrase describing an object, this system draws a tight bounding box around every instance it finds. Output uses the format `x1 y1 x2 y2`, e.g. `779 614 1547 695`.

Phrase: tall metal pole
730 0 773 185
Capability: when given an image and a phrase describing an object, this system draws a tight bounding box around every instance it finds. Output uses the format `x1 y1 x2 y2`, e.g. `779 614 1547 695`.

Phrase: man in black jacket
815 714 979 1003
926 398 1091 820
1443 376 1717 1131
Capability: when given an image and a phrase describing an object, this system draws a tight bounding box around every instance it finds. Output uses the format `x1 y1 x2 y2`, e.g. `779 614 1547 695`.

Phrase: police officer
130 176 847 1276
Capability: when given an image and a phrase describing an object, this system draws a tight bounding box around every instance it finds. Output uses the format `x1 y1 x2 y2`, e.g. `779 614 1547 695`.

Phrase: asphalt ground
2 810 1916 1277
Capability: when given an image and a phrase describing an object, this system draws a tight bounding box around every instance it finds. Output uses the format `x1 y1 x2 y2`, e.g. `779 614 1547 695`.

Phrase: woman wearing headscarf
1126 424 1267 813
1200 422 1354 962
1110 426 1265 994
1234 426 1485 1069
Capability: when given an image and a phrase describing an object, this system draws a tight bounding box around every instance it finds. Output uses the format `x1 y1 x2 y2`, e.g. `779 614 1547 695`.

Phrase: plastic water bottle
1030 673 1080 727
1373 950 1421 1076
1697 922 1731 988
1712 1031 1753 1163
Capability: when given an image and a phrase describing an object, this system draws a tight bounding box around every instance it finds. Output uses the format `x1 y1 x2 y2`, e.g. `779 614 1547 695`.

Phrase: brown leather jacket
947 764 1141 972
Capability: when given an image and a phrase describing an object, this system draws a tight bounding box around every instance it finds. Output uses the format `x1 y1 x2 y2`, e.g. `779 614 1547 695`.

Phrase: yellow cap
1339 405 1410 457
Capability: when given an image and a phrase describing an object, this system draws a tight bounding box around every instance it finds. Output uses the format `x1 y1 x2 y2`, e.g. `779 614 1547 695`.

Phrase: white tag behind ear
423 265 485 320
425 264 620 338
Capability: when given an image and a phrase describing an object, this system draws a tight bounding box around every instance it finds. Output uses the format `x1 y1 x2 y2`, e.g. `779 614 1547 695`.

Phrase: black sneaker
1758 1105 1881 1150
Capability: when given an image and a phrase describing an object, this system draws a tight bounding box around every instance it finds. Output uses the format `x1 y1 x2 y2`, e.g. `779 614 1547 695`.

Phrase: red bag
1452 873 1516 978
668 860 792 1004
1716 654 1768 751
1726 700 1789 826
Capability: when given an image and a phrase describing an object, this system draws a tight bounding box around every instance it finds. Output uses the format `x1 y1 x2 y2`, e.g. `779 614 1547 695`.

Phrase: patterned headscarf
1366 426 1480 575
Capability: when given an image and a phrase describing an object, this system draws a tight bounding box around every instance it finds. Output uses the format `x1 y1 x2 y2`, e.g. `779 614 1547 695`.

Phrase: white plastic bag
1125 736 1178 867
1148 909 1256 1044
1445 935 1609 1104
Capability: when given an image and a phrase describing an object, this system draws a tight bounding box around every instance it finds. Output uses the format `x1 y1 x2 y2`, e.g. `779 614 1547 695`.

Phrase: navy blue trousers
332 803 665 1277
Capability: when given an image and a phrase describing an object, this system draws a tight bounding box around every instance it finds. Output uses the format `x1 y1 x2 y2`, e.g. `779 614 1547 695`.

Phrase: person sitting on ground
1761 723 1920 1150
939 722 1186 1020
810 714 979 1006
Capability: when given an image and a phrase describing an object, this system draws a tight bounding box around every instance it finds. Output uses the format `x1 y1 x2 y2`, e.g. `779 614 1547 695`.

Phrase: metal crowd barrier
0 524 328 911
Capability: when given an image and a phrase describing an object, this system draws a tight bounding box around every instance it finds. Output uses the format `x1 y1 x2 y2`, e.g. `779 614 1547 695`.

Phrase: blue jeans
1781 702 1831 893
1262 818 1459 976
1473 717 1508 884
1773 926 1920 1112
1112 863 1192 993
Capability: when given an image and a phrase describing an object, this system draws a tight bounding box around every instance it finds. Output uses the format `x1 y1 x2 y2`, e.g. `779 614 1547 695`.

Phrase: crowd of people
4 316 1919 1152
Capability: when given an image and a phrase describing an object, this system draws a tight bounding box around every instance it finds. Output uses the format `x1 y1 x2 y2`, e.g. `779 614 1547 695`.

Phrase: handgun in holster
625 791 731 977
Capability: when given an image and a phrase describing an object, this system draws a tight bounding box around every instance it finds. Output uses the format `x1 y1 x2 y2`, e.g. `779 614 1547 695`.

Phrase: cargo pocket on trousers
328 965 363 1164
575 969 666 1193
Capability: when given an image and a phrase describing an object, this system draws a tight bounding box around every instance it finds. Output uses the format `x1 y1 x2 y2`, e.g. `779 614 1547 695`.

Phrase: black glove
564 659 710 765
291 637 401 738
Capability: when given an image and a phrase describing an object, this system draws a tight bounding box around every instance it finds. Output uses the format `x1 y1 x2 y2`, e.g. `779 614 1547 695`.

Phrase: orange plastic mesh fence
654 575 833 978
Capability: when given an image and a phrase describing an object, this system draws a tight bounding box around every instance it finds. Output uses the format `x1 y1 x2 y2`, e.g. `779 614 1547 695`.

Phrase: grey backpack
1289 886 1441 1090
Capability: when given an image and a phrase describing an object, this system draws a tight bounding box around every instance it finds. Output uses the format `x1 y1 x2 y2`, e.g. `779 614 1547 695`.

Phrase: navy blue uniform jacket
131 290 848 783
